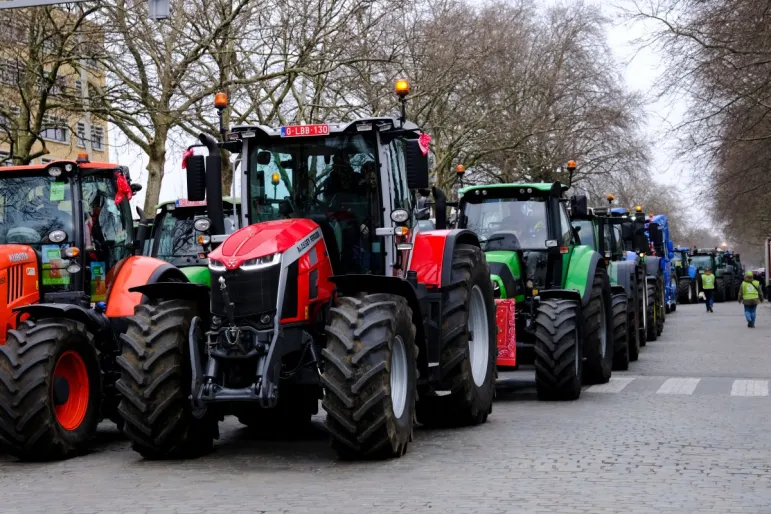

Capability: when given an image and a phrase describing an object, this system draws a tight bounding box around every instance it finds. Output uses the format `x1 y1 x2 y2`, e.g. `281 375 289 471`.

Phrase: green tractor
143 197 241 286
690 248 733 302
456 180 614 400
570 199 642 369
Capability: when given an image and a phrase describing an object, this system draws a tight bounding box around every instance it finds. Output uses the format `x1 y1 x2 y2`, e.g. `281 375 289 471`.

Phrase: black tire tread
611 293 629 371
534 299 582 401
582 272 612 384
646 281 658 342
116 299 218 459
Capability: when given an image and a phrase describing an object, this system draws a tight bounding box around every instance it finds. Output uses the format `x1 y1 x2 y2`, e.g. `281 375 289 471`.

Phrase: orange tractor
116 83 499 460
0 155 193 460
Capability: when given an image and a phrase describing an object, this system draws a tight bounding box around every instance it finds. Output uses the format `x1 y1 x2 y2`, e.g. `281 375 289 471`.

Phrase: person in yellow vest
701 267 715 312
738 269 764 328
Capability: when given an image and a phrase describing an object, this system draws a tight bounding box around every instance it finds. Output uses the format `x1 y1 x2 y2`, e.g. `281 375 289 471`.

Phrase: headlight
194 217 212 232
48 167 62 177
66 263 81 274
391 208 409 223
49 230 67 243
208 259 226 271
241 253 281 271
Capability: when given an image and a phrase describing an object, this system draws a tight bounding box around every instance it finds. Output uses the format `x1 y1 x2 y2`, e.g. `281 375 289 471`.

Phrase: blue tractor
674 246 698 304
648 214 677 314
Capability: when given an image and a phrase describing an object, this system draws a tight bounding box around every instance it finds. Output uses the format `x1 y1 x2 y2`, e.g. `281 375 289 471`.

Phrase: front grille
7 265 23 304
210 266 280 318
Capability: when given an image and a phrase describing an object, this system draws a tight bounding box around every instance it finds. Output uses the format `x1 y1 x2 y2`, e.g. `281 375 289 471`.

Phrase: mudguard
487 255 522 300
12 303 113 347
181 266 211 287
645 256 661 277
105 256 189 318
608 260 637 297
564 246 602 306
408 229 481 288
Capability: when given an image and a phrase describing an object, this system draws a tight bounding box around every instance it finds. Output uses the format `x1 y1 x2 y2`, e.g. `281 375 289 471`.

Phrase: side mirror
415 207 430 220
257 151 272 165
569 195 588 218
404 139 429 190
130 183 142 193
649 223 663 246
186 155 206 202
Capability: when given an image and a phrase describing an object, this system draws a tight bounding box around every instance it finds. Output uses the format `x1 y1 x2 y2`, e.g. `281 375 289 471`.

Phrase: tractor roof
0 160 121 173
230 117 420 139
459 182 569 197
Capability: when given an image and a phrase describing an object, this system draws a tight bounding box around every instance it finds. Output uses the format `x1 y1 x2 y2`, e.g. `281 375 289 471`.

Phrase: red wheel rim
53 350 90 430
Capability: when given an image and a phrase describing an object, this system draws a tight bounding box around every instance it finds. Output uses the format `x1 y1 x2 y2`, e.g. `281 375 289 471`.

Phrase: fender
129 282 211 317
105 256 190 318
488 261 520 300
408 229 481 288
329 274 430 378
645 256 661 277
538 289 582 306
564 246 602 306
12 303 113 350
608 260 637 297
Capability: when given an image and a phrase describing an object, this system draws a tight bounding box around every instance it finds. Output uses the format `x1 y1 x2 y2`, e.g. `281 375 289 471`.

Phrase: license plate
281 124 330 137
176 199 207 207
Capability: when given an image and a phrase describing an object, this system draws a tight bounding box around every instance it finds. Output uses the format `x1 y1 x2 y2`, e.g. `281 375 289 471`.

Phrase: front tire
677 278 693 304
534 299 582 401
116 300 218 459
0 319 102 461
322 294 417 459
582 271 613 384
716 278 726 303
646 281 657 341
416 244 497 427
611 293 630 371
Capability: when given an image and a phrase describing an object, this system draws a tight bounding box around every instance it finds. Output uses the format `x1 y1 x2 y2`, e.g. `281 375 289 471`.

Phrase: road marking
657 377 701 395
586 377 636 393
731 380 769 397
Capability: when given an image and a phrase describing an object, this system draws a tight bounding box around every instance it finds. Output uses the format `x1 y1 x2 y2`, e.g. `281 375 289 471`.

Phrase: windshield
691 255 713 270
155 204 239 265
247 133 378 225
0 172 74 245
572 220 596 250
462 197 548 249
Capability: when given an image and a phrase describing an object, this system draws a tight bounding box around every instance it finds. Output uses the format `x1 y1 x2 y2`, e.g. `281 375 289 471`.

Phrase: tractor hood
209 218 319 270
0 245 37 268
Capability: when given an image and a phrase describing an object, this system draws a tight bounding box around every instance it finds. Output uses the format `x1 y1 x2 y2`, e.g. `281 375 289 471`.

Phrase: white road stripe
731 380 769 397
656 377 701 395
586 377 636 393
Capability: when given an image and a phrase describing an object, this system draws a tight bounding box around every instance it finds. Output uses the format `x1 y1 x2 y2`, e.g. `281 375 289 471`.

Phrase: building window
0 58 21 87
0 151 11 166
40 114 68 143
77 121 105 150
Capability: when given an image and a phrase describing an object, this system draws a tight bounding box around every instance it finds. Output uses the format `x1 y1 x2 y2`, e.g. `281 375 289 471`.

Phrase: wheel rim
688 284 693 302
390 335 408 419
468 285 490 387
53 350 89 431
599 297 607 357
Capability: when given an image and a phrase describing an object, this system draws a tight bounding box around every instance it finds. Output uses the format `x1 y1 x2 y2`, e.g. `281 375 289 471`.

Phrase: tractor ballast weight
456 179 616 401
116 91 498 461
0 158 195 461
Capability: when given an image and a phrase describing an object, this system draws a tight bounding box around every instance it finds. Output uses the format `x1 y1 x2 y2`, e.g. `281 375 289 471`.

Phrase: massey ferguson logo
9 252 28 263
296 231 321 253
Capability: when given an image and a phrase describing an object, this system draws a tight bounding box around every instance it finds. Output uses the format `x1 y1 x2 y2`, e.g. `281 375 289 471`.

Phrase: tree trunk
143 141 167 213
221 150 234 197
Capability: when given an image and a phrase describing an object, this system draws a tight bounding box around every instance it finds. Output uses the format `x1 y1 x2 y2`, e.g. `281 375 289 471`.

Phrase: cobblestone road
1 303 770 513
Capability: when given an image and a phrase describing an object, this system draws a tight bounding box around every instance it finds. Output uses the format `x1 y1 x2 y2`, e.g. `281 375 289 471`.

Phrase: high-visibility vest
701 273 715 290
741 280 761 300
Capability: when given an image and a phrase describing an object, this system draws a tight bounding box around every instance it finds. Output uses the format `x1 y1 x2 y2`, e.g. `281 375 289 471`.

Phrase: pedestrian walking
738 269 764 328
701 267 715 312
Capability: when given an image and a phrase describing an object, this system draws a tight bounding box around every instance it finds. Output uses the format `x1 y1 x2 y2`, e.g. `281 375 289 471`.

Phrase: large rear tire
416 244 496 428
669 278 677 312
637 267 647 348
582 271 613 384
611 293 630 371
646 281 658 342
322 294 417 459
116 299 218 459
534 299 582 401
0 319 101 461
677 278 693 304
628 294 640 362
715 278 726 303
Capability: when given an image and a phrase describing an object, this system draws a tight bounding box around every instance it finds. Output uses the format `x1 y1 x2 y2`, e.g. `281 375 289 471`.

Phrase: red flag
418 132 432 156
114 171 133 204
182 148 194 169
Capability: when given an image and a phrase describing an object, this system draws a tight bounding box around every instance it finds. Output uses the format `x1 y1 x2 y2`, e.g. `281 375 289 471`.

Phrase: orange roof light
649 212 654 217
606 194 615 202
567 160 576 171
271 172 280 185
634 205 642 212
76 152 89 163
214 92 228 109
456 164 466 175
395 79 410 97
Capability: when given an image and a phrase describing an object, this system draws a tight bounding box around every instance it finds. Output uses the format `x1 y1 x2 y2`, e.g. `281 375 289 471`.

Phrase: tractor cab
0 157 141 324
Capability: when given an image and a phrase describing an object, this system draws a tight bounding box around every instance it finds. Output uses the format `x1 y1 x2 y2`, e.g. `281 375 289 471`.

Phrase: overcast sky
117 0 690 218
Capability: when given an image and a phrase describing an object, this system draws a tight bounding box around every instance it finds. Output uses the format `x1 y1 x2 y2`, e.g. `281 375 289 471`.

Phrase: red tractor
116 83 498 459
0 155 195 460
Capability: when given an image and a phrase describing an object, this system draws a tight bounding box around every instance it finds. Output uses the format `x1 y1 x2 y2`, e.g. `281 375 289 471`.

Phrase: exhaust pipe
199 132 225 236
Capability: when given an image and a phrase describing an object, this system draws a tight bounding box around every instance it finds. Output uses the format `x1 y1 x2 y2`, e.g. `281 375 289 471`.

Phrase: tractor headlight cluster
240 253 281 271
208 260 226 271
